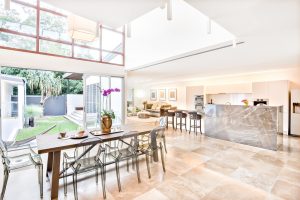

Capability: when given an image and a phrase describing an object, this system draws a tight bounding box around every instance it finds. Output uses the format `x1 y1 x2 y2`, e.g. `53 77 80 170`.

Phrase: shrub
25 105 43 118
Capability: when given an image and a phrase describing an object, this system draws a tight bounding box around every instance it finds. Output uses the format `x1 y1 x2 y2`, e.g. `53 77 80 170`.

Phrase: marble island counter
204 104 283 150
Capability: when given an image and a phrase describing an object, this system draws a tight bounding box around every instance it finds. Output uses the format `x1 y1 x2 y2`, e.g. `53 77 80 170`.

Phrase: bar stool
188 112 202 135
166 110 175 129
175 111 187 132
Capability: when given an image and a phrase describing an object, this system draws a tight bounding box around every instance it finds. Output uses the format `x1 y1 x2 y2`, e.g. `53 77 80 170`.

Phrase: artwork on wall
158 89 166 101
150 89 157 101
168 88 177 101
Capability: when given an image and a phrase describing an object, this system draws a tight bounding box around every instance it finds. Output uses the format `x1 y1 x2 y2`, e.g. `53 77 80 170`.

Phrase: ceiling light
4 0 10 10
207 18 211 34
167 0 172 20
68 14 98 42
127 23 132 38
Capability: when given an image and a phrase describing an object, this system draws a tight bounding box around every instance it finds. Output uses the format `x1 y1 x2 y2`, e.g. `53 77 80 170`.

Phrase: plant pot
29 117 35 127
101 116 112 133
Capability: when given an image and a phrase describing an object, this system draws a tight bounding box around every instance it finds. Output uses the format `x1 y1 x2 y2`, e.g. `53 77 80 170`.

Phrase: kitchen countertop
204 104 283 150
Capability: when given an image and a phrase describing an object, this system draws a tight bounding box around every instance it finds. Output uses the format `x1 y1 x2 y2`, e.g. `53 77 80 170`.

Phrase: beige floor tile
156 176 206 200
133 189 169 200
278 168 300 187
271 180 300 200
1 121 300 200
202 181 267 200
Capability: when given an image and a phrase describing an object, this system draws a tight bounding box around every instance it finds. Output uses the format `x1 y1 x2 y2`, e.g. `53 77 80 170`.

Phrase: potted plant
101 110 115 133
24 105 42 127
100 88 120 133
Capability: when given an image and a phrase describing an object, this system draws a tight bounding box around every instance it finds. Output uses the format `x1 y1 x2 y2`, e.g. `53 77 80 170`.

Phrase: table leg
46 152 53 179
51 151 61 200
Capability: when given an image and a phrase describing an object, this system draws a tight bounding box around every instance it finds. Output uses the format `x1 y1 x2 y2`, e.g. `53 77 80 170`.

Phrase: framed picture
168 88 177 101
150 89 157 101
158 89 166 101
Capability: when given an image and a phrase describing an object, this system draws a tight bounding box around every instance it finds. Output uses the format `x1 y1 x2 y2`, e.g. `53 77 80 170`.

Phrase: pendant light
68 14 98 42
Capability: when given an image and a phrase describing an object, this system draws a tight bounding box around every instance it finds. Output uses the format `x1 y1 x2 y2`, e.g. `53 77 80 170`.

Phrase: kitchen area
186 80 300 150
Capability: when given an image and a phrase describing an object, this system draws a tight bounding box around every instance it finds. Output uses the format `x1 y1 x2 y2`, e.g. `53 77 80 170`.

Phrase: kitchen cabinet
252 82 269 99
291 89 300 135
205 83 252 94
186 86 204 110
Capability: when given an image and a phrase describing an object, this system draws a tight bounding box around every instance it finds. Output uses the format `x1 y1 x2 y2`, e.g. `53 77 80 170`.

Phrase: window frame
0 0 125 66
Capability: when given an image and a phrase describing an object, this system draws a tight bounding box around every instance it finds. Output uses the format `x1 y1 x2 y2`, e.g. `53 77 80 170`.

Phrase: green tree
1 67 83 95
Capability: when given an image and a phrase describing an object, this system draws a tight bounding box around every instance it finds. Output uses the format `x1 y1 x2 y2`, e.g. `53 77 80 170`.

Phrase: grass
16 116 80 141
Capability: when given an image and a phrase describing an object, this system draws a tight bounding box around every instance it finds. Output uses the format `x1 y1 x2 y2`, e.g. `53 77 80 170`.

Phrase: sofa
144 102 177 117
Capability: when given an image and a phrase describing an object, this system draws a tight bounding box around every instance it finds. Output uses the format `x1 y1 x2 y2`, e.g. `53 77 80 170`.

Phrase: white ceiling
127 0 300 85
41 0 162 29
41 0 300 85
125 0 234 70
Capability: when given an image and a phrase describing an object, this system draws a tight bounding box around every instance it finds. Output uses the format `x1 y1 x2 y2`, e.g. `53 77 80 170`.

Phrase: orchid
102 88 120 96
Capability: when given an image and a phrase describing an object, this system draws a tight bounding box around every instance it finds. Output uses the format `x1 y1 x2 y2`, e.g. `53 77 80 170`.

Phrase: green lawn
16 116 80 141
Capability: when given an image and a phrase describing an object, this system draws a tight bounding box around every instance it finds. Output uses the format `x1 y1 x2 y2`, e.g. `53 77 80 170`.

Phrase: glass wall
83 75 124 129
0 0 125 65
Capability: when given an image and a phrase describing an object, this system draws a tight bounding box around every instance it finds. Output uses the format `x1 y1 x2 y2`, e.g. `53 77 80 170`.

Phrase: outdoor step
65 115 83 126
68 114 83 122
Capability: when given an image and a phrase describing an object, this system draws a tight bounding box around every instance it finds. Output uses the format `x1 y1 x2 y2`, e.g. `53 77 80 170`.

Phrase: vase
101 116 112 133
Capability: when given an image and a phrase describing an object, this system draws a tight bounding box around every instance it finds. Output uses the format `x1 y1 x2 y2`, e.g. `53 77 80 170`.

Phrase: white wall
1 80 25 141
66 94 83 115
0 49 125 76
135 86 187 110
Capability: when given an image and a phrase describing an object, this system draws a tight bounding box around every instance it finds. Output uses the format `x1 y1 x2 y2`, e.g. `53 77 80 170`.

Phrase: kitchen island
204 104 283 150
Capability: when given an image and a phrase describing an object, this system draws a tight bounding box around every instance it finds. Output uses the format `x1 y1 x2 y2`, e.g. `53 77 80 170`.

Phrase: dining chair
105 131 141 191
62 137 109 200
0 140 43 199
136 126 167 179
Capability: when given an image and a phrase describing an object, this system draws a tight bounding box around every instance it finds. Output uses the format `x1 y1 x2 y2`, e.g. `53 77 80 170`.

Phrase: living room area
0 0 300 200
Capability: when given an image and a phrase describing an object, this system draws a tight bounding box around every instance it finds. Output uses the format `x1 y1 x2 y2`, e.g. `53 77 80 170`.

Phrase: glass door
83 75 125 130
83 75 101 130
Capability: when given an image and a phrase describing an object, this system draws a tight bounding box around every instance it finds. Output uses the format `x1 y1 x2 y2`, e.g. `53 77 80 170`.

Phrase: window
0 1 37 35
39 11 71 42
0 0 125 65
110 77 123 125
102 28 123 53
0 32 36 50
39 39 71 56
102 51 123 65
74 46 100 61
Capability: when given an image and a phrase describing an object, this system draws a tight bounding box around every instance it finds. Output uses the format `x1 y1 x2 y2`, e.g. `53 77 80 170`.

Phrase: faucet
225 102 231 105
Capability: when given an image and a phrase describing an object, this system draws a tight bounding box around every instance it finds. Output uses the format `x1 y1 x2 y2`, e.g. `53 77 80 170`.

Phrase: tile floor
1 121 300 200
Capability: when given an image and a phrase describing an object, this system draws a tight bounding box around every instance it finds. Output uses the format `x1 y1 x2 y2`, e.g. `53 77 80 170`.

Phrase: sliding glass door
83 75 101 129
83 75 124 130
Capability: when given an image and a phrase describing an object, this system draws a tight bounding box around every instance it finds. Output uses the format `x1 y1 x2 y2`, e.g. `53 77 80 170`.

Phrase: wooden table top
36 124 155 154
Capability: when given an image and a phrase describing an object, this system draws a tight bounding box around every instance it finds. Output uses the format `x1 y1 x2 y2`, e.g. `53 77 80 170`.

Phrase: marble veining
204 105 283 150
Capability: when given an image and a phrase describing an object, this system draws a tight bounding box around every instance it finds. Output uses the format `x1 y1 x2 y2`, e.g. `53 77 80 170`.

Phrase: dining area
0 120 167 200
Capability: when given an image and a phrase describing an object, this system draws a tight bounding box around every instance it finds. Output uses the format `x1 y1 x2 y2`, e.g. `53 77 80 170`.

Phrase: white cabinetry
252 82 269 99
205 83 252 94
186 86 204 110
291 89 300 135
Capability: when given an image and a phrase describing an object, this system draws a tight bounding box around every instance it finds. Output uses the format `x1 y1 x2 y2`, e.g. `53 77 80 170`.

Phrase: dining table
36 124 157 200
